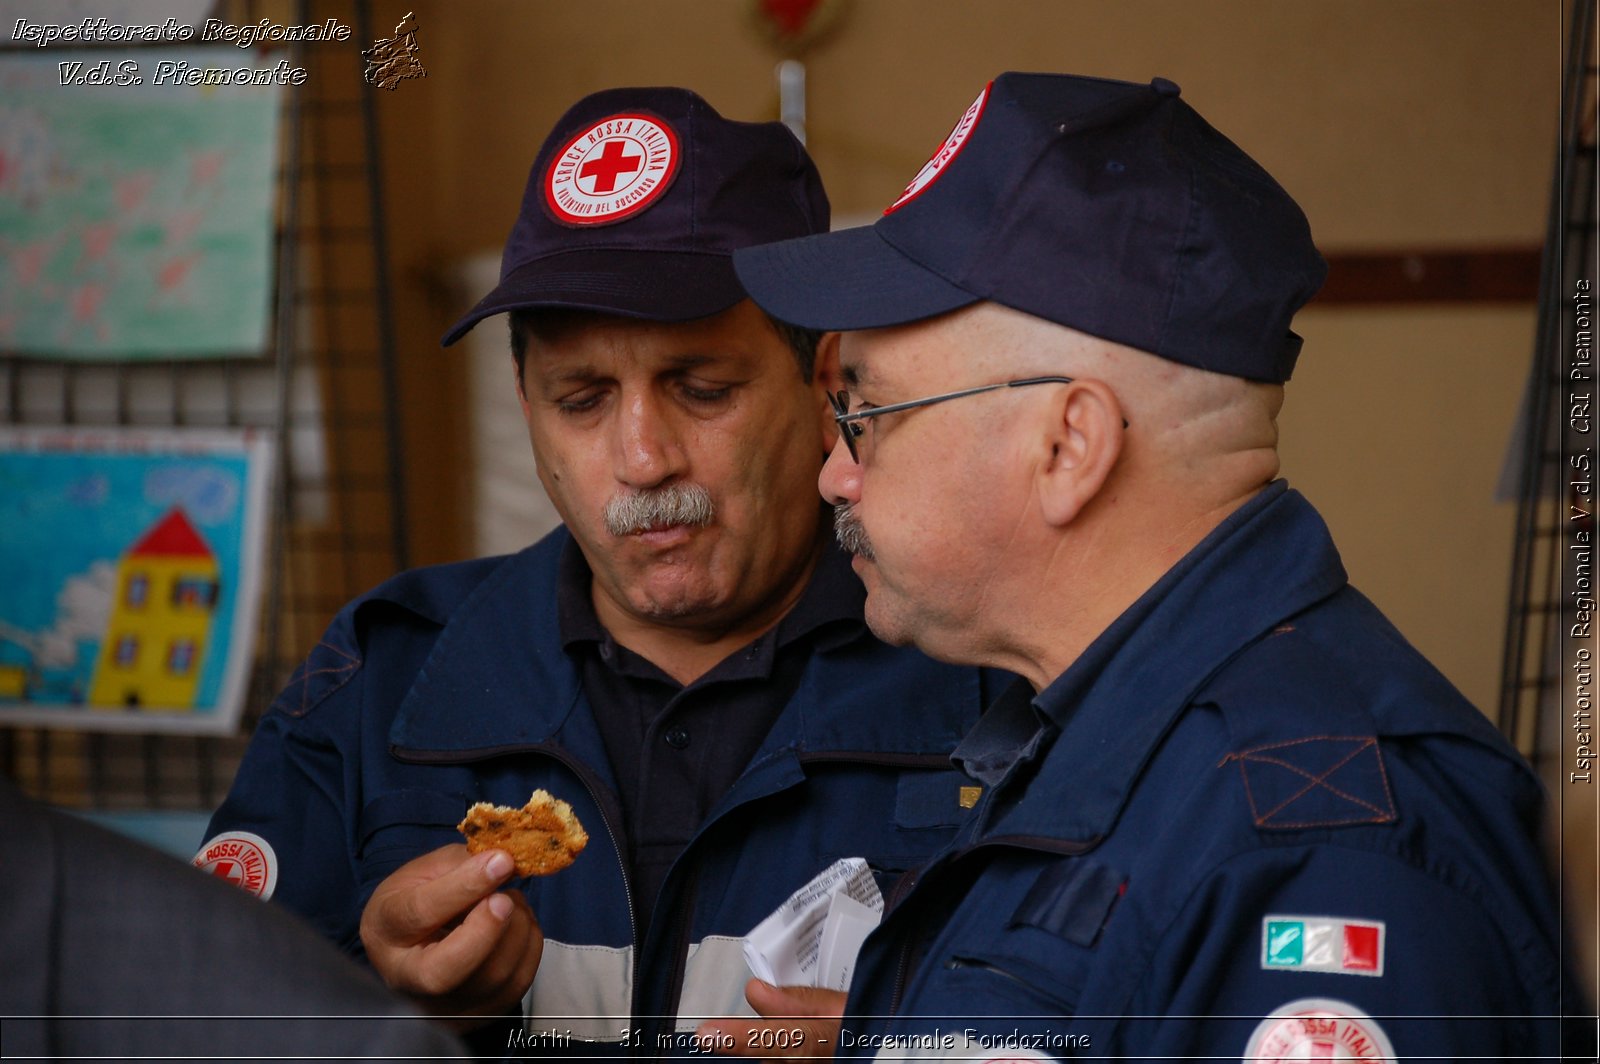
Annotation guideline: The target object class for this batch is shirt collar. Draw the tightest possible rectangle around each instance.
[952,675,1051,788]
[777,532,869,651]
[556,535,607,650]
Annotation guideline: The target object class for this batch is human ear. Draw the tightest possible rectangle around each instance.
[812,332,843,453]
[1036,380,1125,527]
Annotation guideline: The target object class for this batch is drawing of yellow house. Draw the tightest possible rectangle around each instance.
[0,663,26,699]
[89,508,220,710]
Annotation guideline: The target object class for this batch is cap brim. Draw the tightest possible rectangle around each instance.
[441,248,746,346]
[732,224,979,331]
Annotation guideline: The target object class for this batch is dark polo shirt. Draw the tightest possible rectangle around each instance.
[557,533,865,931]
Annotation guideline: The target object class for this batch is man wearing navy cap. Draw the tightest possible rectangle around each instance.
[728,72,1581,1060]
[203,87,997,1053]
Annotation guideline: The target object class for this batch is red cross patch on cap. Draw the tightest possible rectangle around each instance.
[884,83,990,215]
[193,830,279,900]
[544,113,681,227]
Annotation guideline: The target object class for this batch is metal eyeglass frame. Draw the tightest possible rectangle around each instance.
[828,376,1082,463]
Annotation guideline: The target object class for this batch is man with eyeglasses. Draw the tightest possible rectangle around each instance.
[719,72,1580,1061]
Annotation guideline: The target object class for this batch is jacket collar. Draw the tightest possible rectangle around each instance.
[962,482,1349,845]
[389,531,585,755]
[389,527,980,762]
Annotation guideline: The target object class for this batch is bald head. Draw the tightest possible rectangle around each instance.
[946,302,1283,506]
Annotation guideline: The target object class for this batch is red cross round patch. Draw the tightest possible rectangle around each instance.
[884,83,990,215]
[193,830,279,900]
[544,113,681,227]
[1243,998,1397,1061]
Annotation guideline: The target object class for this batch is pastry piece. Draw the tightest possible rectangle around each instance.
[457,790,588,876]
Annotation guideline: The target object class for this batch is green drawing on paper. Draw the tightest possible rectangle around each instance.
[0,49,282,358]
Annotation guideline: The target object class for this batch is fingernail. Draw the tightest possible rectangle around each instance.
[485,852,513,879]
[488,893,513,920]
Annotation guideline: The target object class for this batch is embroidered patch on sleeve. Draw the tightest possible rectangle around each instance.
[193,831,279,900]
[1222,735,1397,829]
[1262,915,1385,977]
[1243,998,1397,1061]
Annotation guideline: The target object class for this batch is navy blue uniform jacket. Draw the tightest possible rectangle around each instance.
[205,528,992,1053]
[837,484,1584,1062]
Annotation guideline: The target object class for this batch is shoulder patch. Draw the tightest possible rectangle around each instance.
[1243,998,1396,1061]
[1262,915,1385,977]
[1222,735,1396,830]
[193,831,278,900]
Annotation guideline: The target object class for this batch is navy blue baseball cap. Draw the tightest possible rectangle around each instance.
[443,86,829,346]
[733,73,1326,382]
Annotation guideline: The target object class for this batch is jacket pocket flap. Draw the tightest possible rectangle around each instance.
[357,788,467,851]
[1008,859,1126,947]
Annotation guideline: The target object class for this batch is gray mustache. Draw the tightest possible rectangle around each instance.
[833,504,875,560]
[604,483,715,537]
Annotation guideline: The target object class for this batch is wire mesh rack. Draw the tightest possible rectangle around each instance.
[0,0,408,812]
[1499,0,1597,763]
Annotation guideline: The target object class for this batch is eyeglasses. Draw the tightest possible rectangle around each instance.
[828,376,1079,463]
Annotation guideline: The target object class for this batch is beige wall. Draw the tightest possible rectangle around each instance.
[1280,304,1536,715]
[379,0,1559,238]
[373,0,1562,720]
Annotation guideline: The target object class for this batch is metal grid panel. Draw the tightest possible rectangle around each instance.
[1499,0,1597,758]
[0,0,407,811]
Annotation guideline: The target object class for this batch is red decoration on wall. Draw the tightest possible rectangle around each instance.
[759,0,825,38]
[752,0,847,54]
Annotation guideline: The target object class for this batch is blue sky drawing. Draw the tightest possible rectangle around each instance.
[0,446,250,712]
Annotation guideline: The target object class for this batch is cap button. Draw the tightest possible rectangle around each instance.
[1150,77,1181,97]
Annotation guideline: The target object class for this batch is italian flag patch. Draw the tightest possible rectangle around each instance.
[1261,915,1385,977]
